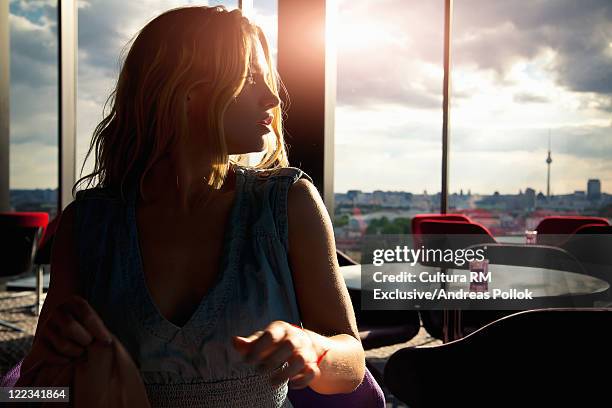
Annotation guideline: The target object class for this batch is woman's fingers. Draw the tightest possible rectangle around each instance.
[244,323,287,363]
[256,338,295,372]
[235,322,319,389]
[232,331,265,356]
[36,296,111,363]
[288,369,317,390]
[32,339,71,366]
[43,320,86,358]
[60,295,113,343]
[53,307,93,346]
[269,353,313,386]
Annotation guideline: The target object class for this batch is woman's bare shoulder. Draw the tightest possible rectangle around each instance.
[286,177,358,337]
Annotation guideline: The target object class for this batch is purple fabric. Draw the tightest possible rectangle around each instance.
[0,358,22,387]
[3,360,385,407]
[288,367,385,408]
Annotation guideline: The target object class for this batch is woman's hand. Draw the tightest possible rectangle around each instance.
[232,321,324,389]
[23,295,114,371]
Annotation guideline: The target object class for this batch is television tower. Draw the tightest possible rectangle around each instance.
[546,131,552,199]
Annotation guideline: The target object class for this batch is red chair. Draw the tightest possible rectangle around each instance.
[572,223,612,235]
[0,212,49,332]
[411,213,472,235]
[411,214,472,251]
[418,219,497,250]
[535,216,610,246]
[560,224,612,282]
[413,219,497,269]
[556,222,612,247]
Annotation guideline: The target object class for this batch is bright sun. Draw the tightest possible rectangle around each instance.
[326,15,408,51]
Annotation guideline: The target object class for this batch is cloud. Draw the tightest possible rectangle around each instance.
[334,0,612,111]
[10,83,58,146]
[450,124,612,161]
[337,72,442,110]
[10,142,58,189]
[335,0,445,109]
[452,0,612,97]
[513,92,550,104]
[8,2,58,155]
[9,11,57,88]
[76,0,243,77]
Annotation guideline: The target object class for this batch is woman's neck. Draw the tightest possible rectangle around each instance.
[139,155,236,216]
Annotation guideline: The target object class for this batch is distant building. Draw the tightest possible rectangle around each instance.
[587,179,601,200]
[346,190,362,201]
[524,188,536,210]
[372,190,385,205]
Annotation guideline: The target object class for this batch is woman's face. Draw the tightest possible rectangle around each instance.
[186,38,280,156]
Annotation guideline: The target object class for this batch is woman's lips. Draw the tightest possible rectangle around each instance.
[257,116,273,126]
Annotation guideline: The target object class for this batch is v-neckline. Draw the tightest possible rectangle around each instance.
[127,165,247,337]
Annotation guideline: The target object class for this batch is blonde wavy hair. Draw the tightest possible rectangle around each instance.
[74,5,289,201]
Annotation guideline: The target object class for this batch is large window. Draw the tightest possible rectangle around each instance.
[450,0,612,238]
[332,0,612,260]
[332,0,444,262]
[8,0,59,216]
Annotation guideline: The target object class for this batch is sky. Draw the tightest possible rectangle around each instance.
[7,0,612,195]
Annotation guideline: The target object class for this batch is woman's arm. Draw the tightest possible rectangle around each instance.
[20,202,113,375]
[285,177,365,394]
[232,177,365,394]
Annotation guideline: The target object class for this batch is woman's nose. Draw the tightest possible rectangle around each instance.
[261,86,280,111]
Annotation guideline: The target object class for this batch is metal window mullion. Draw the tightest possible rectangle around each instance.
[0,1,9,211]
[441,0,452,214]
[58,0,77,212]
[238,0,253,17]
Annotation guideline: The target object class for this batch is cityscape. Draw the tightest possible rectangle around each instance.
[332,143,612,261]
[10,177,611,262]
[7,133,611,265]
[333,178,611,262]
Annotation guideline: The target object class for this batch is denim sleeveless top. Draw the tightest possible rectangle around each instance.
[74,166,314,407]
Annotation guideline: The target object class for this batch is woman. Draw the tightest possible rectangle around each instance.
[17,5,365,407]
